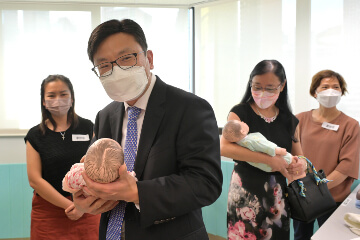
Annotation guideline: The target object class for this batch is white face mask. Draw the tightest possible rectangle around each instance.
[45,98,72,116]
[100,66,149,102]
[316,89,342,108]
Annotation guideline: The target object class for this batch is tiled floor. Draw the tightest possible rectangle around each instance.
[3,234,225,240]
[208,233,226,240]
[2,239,29,240]
[2,234,226,240]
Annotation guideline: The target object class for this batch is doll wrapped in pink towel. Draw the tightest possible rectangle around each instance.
[62,138,135,195]
[63,163,87,194]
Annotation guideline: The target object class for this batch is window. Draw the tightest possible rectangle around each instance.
[309,0,360,120]
[1,7,95,131]
[2,0,359,134]
[101,6,190,90]
[0,3,190,134]
[194,0,360,126]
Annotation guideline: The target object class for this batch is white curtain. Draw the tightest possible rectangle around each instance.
[194,0,360,127]
[0,3,190,133]
[2,0,360,133]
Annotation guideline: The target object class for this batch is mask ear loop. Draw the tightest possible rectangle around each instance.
[144,52,152,81]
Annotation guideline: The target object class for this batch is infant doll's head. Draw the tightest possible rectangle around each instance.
[223,120,249,142]
[84,138,124,183]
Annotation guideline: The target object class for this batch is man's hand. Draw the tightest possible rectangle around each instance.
[72,189,119,215]
[82,164,140,204]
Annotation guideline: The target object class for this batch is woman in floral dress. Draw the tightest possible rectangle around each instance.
[220,60,307,240]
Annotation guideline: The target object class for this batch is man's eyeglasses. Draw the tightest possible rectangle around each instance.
[92,51,145,77]
[250,82,282,93]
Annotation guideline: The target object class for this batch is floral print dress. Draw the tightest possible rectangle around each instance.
[227,103,298,240]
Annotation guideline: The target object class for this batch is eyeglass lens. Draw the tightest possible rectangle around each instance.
[94,53,138,77]
[250,83,281,93]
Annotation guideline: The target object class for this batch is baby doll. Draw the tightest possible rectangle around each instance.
[222,119,294,172]
[62,138,136,196]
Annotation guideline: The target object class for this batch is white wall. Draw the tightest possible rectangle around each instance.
[0,136,231,164]
[0,137,26,164]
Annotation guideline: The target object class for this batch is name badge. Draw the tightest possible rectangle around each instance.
[342,197,351,206]
[322,122,339,131]
[72,134,90,141]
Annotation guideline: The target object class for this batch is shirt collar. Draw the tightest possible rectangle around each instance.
[124,73,156,112]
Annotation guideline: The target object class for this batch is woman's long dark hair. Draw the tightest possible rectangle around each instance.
[241,60,297,141]
[39,74,78,135]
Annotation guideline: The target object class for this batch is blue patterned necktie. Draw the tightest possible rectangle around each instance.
[106,106,141,240]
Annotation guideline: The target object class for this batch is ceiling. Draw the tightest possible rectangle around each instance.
[0,0,230,7]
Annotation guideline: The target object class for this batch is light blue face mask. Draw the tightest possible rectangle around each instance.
[316,89,341,108]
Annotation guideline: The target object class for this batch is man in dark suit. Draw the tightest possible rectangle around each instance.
[73,19,222,240]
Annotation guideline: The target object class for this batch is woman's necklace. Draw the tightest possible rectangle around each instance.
[256,107,278,123]
[60,131,66,140]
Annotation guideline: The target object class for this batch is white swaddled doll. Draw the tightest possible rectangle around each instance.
[222,119,294,172]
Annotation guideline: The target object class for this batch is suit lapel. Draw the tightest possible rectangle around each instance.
[110,102,125,143]
[135,77,166,179]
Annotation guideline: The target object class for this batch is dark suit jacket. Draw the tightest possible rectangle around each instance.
[94,76,222,240]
